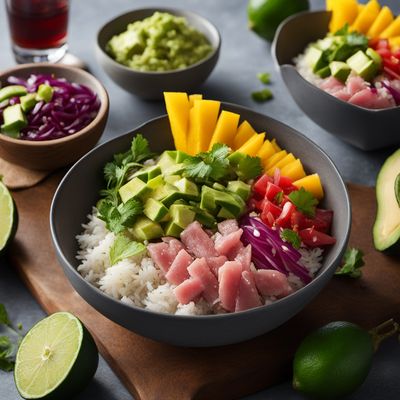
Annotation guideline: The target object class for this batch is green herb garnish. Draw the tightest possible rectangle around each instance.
[274,191,283,205]
[288,188,318,217]
[109,234,146,265]
[280,229,301,249]
[251,89,273,102]
[257,72,271,84]
[236,154,263,180]
[335,248,365,278]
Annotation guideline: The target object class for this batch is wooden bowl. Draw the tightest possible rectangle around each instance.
[0,63,109,170]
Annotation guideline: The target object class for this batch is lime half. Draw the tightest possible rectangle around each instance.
[15,312,98,400]
[0,180,17,253]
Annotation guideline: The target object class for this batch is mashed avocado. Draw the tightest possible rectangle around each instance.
[106,12,213,72]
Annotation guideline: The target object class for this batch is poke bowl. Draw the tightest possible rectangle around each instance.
[0,63,109,170]
[50,99,350,347]
[96,8,221,100]
[272,10,400,151]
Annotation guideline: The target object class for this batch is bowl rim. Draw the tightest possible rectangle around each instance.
[96,7,221,76]
[0,63,109,146]
[272,9,400,114]
[50,102,351,321]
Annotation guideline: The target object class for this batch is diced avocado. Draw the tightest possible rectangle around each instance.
[163,162,185,176]
[152,183,177,201]
[157,151,177,174]
[20,93,38,113]
[129,216,163,241]
[164,175,181,184]
[194,209,216,229]
[329,43,353,62]
[119,177,151,203]
[200,186,218,212]
[315,65,331,78]
[175,150,190,163]
[200,186,243,217]
[169,204,195,228]
[36,84,54,103]
[212,182,225,191]
[165,150,177,160]
[0,85,27,102]
[173,178,199,198]
[163,221,183,238]
[217,192,244,217]
[305,46,326,72]
[1,104,27,137]
[373,149,400,251]
[226,180,251,200]
[366,48,382,70]
[147,175,164,190]
[132,165,161,182]
[347,50,378,81]
[160,191,182,207]
[330,61,351,83]
[143,198,169,222]
[217,207,236,219]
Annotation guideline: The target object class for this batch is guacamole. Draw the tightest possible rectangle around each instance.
[106,12,213,72]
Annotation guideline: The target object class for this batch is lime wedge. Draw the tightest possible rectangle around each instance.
[0,180,17,252]
[14,312,98,399]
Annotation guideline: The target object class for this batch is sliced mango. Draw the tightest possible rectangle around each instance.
[264,150,288,171]
[281,159,306,182]
[329,0,359,33]
[208,110,240,149]
[389,36,400,50]
[189,94,202,107]
[294,174,324,200]
[266,153,296,176]
[350,0,381,34]
[257,140,276,165]
[233,121,257,149]
[271,138,281,152]
[367,6,394,39]
[236,132,265,156]
[164,92,190,152]
[358,4,365,13]
[380,15,400,39]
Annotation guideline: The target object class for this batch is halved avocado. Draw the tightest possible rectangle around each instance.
[373,149,400,251]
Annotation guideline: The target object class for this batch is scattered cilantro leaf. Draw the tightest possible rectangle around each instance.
[288,188,318,217]
[335,248,365,278]
[0,304,11,327]
[280,229,301,249]
[236,155,263,180]
[252,89,273,102]
[346,31,368,48]
[257,72,271,85]
[334,23,349,36]
[131,134,154,163]
[109,234,146,265]
[274,191,283,205]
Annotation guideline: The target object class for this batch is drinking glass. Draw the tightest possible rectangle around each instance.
[6,0,69,63]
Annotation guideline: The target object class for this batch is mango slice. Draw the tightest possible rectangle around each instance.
[233,120,257,149]
[264,150,288,171]
[236,132,265,156]
[280,159,306,181]
[209,110,240,150]
[350,0,381,34]
[293,174,324,200]
[380,15,400,39]
[389,36,400,50]
[164,92,190,152]
[329,0,359,33]
[266,153,296,176]
[257,140,276,165]
[189,94,202,107]
[271,138,281,152]
[367,6,394,38]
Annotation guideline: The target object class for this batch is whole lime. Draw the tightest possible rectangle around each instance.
[293,321,374,399]
[248,0,310,42]
[0,180,18,255]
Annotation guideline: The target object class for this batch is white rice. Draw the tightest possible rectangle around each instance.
[76,209,324,315]
[293,51,324,86]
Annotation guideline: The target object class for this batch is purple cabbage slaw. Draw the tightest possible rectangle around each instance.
[240,215,312,284]
[0,74,100,141]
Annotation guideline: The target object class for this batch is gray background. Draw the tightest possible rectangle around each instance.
[0,0,399,398]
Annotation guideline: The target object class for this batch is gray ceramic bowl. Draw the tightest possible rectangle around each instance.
[50,104,351,347]
[272,10,400,151]
[96,8,220,100]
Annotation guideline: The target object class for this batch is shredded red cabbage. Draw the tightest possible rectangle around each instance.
[240,215,312,284]
[381,80,400,105]
[0,74,100,141]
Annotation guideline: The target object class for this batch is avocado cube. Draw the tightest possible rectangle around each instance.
[212,182,225,191]
[163,221,183,238]
[217,207,236,219]
[305,46,326,72]
[330,61,351,83]
[173,178,199,198]
[119,177,151,203]
[20,93,38,113]
[164,175,181,185]
[157,151,177,174]
[163,163,185,177]
[129,216,164,241]
[169,204,195,228]
[152,183,176,201]
[315,65,331,78]
[347,50,378,81]
[200,186,218,212]
[144,198,169,222]
[132,165,161,183]
[366,48,382,69]
[175,150,190,163]
[215,192,243,217]
[36,84,54,103]
[1,104,27,137]
[226,181,251,201]
[0,85,27,102]
[194,209,216,229]
[147,175,164,190]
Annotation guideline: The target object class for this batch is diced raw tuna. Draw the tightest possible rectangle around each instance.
[235,245,252,272]
[147,242,178,274]
[319,76,345,92]
[348,88,377,108]
[215,229,243,258]
[181,221,218,258]
[254,270,293,298]
[206,256,228,277]
[218,261,242,312]
[347,76,367,96]
[165,249,192,285]
[174,277,204,305]
[235,271,262,312]
[218,219,239,236]
[331,88,352,102]
[188,258,219,304]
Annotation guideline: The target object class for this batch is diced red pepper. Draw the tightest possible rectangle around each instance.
[299,228,336,247]
[261,210,275,227]
[275,202,296,228]
[265,182,283,202]
[253,174,272,198]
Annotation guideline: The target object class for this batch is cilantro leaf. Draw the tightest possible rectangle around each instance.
[257,72,271,85]
[109,234,146,265]
[252,89,273,102]
[274,191,283,205]
[0,304,11,327]
[346,31,368,48]
[131,134,154,163]
[280,229,301,249]
[236,155,263,180]
[0,335,17,372]
[334,23,349,36]
[335,248,365,278]
[288,188,318,217]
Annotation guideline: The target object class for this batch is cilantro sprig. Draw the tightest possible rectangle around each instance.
[109,234,146,265]
[335,248,365,278]
[288,188,318,217]
[280,229,301,249]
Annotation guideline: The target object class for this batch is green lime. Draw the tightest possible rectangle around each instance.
[0,180,17,253]
[248,0,310,42]
[395,173,400,207]
[14,312,98,400]
[293,321,374,399]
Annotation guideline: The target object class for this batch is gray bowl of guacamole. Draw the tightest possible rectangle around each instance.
[96,8,221,100]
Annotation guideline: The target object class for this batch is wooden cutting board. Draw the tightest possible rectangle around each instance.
[8,174,400,400]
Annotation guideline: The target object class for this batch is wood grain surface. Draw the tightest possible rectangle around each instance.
[8,174,400,400]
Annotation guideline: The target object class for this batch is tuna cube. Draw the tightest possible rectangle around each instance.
[165,249,192,285]
[214,229,243,258]
[206,256,228,277]
[234,245,252,272]
[218,219,239,236]
[181,221,218,258]
[174,278,204,305]
[188,258,219,304]
[235,271,262,312]
[218,261,242,312]
[254,270,293,298]
[148,239,184,274]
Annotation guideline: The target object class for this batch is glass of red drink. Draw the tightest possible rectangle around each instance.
[6,0,69,63]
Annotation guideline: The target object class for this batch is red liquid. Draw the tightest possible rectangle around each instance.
[7,0,69,49]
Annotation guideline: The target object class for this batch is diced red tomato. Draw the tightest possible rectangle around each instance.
[261,210,275,227]
[393,50,400,60]
[265,182,283,202]
[299,228,336,247]
[369,38,389,50]
[275,202,296,228]
[384,66,400,80]
[377,48,391,59]
[262,200,282,219]
[290,208,333,233]
[253,174,272,198]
